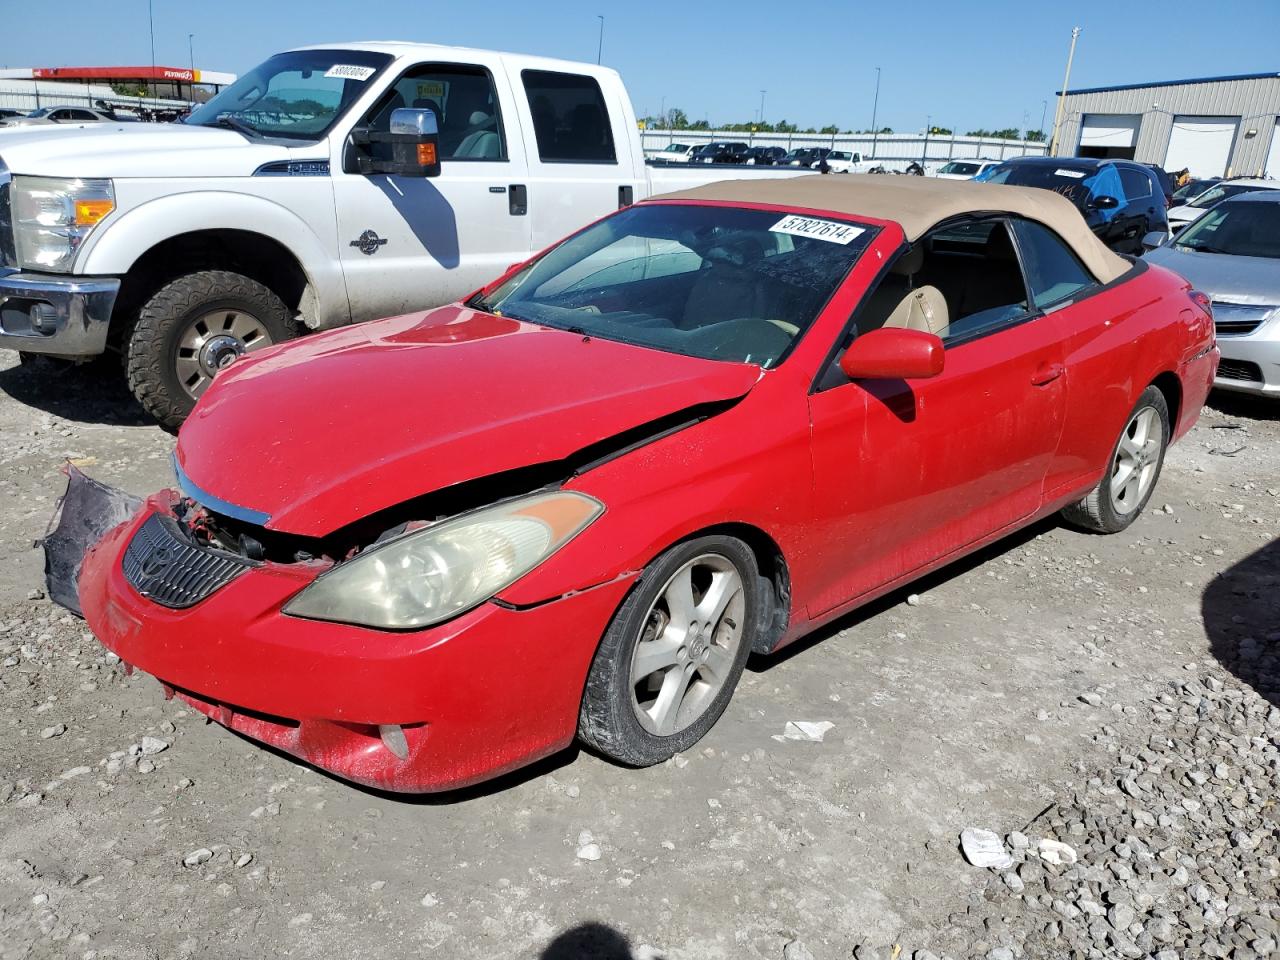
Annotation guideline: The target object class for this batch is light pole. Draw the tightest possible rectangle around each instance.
[659,95,665,129]
[922,114,930,164]
[147,0,157,101]
[188,33,195,74]
[758,89,766,125]
[1039,99,1048,143]
[1049,26,1081,156]
[596,15,604,65]
[870,66,881,159]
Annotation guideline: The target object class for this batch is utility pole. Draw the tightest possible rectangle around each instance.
[922,114,931,164]
[1039,99,1048,143]
[758,89,766,125]
[1049,26,1081,157]
[596,15,604,65]
[870,66,881,159]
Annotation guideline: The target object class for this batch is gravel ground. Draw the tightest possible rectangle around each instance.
[0,354,1276,960]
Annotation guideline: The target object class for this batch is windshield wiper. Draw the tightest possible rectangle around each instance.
[1177,242,1227,255]
[207,114,258,139]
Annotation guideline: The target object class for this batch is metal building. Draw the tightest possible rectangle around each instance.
[1053,72,1280,178]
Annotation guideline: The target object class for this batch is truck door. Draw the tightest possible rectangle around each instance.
[510,67,646,250]
[331,56,531,322]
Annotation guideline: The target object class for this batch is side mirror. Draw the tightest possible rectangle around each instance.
[1090,194,1120,210]
[1141,230,1169,251]
[839,328,944,381]
[349,107,441,177]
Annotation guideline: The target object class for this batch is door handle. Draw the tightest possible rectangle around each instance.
[1031,361,1064,386]
[509,184,527,216]
[618,185,634,208]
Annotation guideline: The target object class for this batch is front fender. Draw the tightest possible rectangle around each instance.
[76,190,350,329]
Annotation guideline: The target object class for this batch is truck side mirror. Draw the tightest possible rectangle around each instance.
[348,107,441,178]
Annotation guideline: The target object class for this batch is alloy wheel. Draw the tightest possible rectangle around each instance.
[630,553,746,736]
[1110,406,1163,514]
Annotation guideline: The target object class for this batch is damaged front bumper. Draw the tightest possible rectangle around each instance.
[73,495,637,793]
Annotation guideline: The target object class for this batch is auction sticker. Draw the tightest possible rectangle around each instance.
[324,64,377,81]
[1054,168,1087,178]
[770,215,864,244]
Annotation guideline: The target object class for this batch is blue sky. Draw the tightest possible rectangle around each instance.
[3,0,1278,133]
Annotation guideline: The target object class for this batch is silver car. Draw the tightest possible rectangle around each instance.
[1145,191,1280,398]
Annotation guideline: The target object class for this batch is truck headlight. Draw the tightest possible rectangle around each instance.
[12,176,115,273]
[284,491,604,630]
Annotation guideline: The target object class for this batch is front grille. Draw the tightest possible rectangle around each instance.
[123,513,253,608]
[1212,302,1271,337]
[1217,359,1263,383]
[0,157,13,269]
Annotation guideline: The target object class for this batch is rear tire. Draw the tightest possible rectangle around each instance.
[126,270,297,432]
[578,536,759,766]
[1061,385,1169,534]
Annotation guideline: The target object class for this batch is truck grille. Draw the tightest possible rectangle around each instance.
[1212,302,1271,337]
[0,157,13,269]
[122,513,254,608]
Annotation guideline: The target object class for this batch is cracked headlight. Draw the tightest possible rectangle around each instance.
[12,175,115,272]
[284,491,604,630]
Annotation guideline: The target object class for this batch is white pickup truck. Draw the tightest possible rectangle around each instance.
[0,42,806,428]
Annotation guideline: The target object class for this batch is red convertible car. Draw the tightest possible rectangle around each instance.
[63,177,1218,792]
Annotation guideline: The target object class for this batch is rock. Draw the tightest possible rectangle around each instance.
[1007,831,1030,851]
[182,848,213,868]
[60,766,91,780]
[139,736,170,756]
[1078,692,1104,707]
[961,828,1014,869]
[1038,839,1078,866]
[782,939,815,960]
[40,724,67,739]
[234,853,253,868]
[136,759,155,774]
[987,949,1014,960]
[776,720,835,742]
[1108,903,1135,930]
[420,893,438,907]
[1003,871,1025,894]
[906,593,921,606]
[576,843,602,861]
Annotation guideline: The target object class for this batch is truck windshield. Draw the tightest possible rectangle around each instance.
[475,204,875,368]
[187,49,392,141]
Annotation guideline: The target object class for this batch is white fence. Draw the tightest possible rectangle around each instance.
[641,129,1047,172]
[0,79,190,116]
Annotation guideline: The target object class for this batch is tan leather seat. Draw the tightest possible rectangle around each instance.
[881,284,949,335]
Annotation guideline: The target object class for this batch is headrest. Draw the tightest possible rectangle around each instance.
[468,111,491,127]
[891,245,925,276]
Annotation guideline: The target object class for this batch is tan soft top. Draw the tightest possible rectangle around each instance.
[652,175,1132,284]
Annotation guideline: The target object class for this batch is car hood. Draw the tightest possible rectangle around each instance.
[0,123,310,178]
[176,306,762,536]
[1168,205,1206,225]
[1145,245,1280,305]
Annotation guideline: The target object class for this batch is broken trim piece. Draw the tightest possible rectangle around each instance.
[174,456,271,527]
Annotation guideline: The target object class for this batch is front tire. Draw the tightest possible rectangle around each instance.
[1061,385,1169,533]
[578,536,759,766]
[126,270,296,432]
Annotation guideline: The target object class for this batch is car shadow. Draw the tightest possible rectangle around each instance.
[540,923,641,960]
[749,515,1056,671]
[1202,538,1280,708]
[0,356,150,426]
[1207,390,1279,422]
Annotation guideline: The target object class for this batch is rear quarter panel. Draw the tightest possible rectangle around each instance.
[1045,260,1212,499]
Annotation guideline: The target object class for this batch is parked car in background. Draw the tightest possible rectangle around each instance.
[1172,177,1220,204]
[0,105,117,127]
[934,159,1000,180]
[977,157,1169,254]
[1145,191,1280,398]
[744,145,786,165]
[0,43,811,429]
[0,109,24,121]
[645,141,697,163]
[783,147,830,167]
[820,150,872,174]
[1143,163,1176,207]
[1167,178,1280,232]
[690,141,751,164]
[61,175,1216,793]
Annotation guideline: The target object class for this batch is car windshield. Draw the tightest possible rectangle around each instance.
[663,143,689,152]
[1186,183,1259,209]
[978,162,1104,206]
[1174,200,1280,258]
[940,161,979,175]
[1174,179,1216,201]
[475,204,875,367]
[187,49,392,140]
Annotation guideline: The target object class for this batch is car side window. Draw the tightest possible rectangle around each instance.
[1119,169,1153,202]
[364,64,507,162]
[1010,220,1096,309]
[522,70,616,164]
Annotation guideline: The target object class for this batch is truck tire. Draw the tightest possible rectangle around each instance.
[126,270,297,431]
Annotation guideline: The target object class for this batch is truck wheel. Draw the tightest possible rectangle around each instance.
[127,270,296,431]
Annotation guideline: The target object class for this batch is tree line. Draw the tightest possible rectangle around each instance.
[643,108,1045,141]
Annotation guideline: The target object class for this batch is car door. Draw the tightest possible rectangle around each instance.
[1119,167,1165,240]
[331,55,532,322]
[805,218,1068,616]
[512,67,645,251]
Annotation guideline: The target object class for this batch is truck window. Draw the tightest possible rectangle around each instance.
[521,70,616,164]
[364,64,507,161]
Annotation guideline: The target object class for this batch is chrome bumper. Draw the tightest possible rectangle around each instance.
[0,267,120,357]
